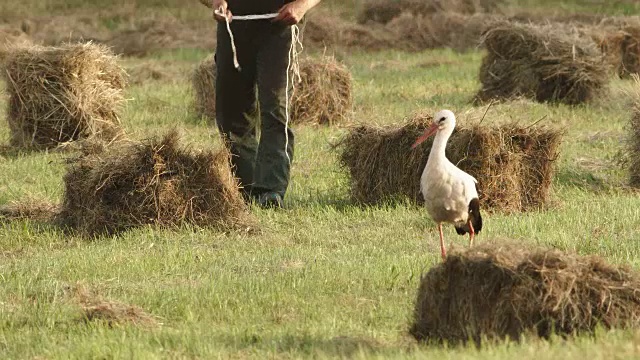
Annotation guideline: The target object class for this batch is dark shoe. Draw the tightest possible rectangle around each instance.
[256,192,284,209]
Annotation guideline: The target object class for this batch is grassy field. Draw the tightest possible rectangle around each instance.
[2,1,640,359]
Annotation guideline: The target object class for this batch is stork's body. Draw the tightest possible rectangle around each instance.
[412,110,483,260]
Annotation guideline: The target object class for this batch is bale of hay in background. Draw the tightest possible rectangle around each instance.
[291,57,352,125]
[357,0,439,25]
[304,10,397,51]
[338,112,561,211]
[357,0,504,25]
[508,11,606,27]
[105,15,216,57]
[107,16,179,57]
[410,244,640,345]
[125,61,175,85]
[3,43,126,149]
[385,12,500,52]
[57,131,251,236]
[475,22,608,105]
[189,54,352,126]
[629,76,640,187]
[192,55,216,122]
[0,26,32,65]
[26,15,108,47]
[631,111,640,187]
[597,25,640,78]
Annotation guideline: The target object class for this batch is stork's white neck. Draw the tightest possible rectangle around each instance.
[428,125,454,164]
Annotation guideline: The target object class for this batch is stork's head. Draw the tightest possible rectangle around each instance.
[411,110,456,149]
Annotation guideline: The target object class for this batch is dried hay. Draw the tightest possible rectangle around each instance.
[357,0,504,25]
[306,8,499,52]
[597,16,640,28]
[0,26,32,65]
[475,21,608,105]
[189,54,352,126]
[291,57,352,125]
[507,11,607,27]
[125,61,176,85]
[192,54,216,122]
[72,284,158,327]
[14,12,215,55]
[385,12,501,52]
[57,131,252,236]
[0,197,59,222]
[303,10,397,51]
[410,244,640,345]
[82,302,158,327]
[629,76,640,187]
[357,0,440,25]
[107,17,177,57]
[28,15,108,46]
[106,15,215,57]
[337,112,562,212]
[3,42,126,149]
[597,25,640,78]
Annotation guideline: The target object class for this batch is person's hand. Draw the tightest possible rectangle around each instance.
[273,0,310,25]
[212,0,232,22]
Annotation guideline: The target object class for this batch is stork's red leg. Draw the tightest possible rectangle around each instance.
[438,223,446,260]
[467,218,475,247]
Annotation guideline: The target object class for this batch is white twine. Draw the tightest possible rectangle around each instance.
[233,13,279,20]
[284,24,302,163]
[215,7,302,164]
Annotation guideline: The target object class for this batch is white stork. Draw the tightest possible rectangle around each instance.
[411,109,483,260]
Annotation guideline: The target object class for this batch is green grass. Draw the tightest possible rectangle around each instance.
[508,0,640,15]
[2,3,640,357]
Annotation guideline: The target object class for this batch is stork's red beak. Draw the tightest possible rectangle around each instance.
[411,123,439,149]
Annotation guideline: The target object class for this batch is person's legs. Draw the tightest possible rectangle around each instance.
[215,21,259,197]
[253,23,294,203]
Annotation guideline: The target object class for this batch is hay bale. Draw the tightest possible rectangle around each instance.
[337,112,562,211]
[106,15,216,57]
[410,244,640,345]
[385,12,501,52]
[125,61,175,85]
[192,54,216,122]
[631,114,640,187]
[597,25,640,78]
[3,43,126,149]
[508,11,607,27]
[307,8,499,52]
[28,15,108,47]
[357,0,504,25]
[190,54,352,126]
[57,131,251,236]
[475,22,608,105]
[107,19,177,57]
[291,57,352,125]
[0,26,32,65]
[629,77,640,187]
[357,0,439,25]
[304,10,397,51]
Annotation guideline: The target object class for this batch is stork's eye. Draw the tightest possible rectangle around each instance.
[438,117,446,123]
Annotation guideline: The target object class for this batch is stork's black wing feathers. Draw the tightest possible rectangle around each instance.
[454,198,482,235]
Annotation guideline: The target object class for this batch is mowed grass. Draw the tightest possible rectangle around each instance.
[2,24,640,360]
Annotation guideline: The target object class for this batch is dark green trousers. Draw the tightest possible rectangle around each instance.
[215,20,294,199]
